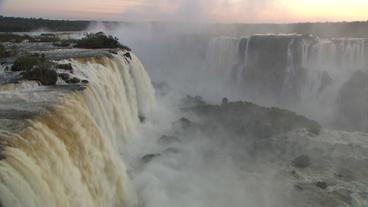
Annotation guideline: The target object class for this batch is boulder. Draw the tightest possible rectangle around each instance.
[123,52,132,60]
[291,155,310,169]
[315,181,328,190]
[58,73,70,81]
[57,63,73,72]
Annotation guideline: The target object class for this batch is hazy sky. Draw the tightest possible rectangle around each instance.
[1,0,368,23]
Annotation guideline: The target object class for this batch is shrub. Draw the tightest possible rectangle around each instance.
[75,32,131,50]
[0,44,5,57]
[22,63,58,85]
[0,33,32,43]
[11,54,49,71]
[0,44,17,58]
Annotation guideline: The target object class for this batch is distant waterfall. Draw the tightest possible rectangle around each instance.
[204,34,367,105]
[0,52,156,207]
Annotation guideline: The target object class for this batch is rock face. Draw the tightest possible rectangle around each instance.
[337,70,368,131]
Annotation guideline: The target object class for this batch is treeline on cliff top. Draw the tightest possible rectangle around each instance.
[1,16,368,37]
[0,16,91,32]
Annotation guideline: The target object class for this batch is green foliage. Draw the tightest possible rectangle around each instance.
[0,44,5,57]
[22,63,58,85]
[0,43,16,58]
[53,39,76,47]
[0,33,32,43]
[190,101,321,138]
[0,16,90,32]
[11,54,50,71]
[0,33,64,43]
[75,32,131,50]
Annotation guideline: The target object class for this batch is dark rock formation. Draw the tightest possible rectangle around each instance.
[123,52,132,60]
[141,154,160,164]
[65,77,80,84]
[58,73,70,81]
[315,181,328,190]
[291,155,311,169]
[57,63,73,72]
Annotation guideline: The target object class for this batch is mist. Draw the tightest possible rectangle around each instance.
[86,20,368,207]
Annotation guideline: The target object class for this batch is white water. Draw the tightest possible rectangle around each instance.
[0,52,156,207]
[203,35,367,124]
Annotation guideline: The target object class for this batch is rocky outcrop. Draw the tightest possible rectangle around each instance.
[188,101,321,138]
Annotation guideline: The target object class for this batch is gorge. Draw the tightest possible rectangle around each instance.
[0,29,368,207]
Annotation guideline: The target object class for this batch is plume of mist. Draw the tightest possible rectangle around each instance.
[118,0,278,23]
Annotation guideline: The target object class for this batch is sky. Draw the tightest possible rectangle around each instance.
[0,0,368,23]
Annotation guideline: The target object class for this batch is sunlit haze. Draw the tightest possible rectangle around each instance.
[1,0,368,23]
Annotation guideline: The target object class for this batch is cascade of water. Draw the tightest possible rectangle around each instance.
[204,37,241,84]
[0,52,156,207]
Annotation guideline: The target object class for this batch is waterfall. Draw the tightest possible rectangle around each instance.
[204,35,367,103]
[0,52,156,207]
[204,37,241,84]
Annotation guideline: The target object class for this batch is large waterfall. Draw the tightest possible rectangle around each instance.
[204,34,368,124]
[0,52,156,207]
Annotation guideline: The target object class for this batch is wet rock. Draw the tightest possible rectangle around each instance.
[139,114,146,123]
[58,73,70,81]
[123,52,132,60]
[109,49,119,54]
[141,154,160,164]
[66,77,80,84]
[315,181,328,190]
[291,155,310,169]
[57,63,73,72]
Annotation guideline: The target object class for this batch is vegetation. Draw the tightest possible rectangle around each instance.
[0,16,90,32]
[75,32,131,50]
[0,44,16,58]
[0,33,32,43]
[190,101,321,138]
[22,63,58,85]
[11,54,58,85]
[0,44,6,58]
[11,54,50,71]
